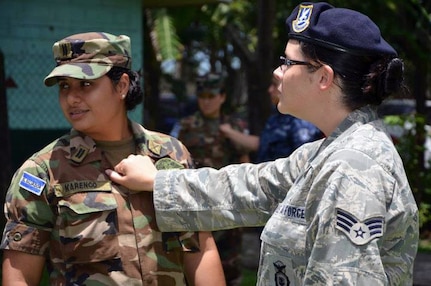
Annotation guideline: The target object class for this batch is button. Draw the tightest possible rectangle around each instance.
[12,232,22,242]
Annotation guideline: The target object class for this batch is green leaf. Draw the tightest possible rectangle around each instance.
[153,9,183,61]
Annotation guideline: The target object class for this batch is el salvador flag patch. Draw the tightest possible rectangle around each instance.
[336,208,384,245]
[19,171,46,196]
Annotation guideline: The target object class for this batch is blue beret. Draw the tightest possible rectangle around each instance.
[286,2,397,57]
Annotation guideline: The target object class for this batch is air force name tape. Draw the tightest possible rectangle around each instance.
[275,203,306,224]
[336,208,384,245]
[19,171,46,196]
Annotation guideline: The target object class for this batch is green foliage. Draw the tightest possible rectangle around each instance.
[384,114,431,229]
[241,268,258,285]
[152,9,183,61]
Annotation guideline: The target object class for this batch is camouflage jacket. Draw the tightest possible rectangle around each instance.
[1,121,199,285]
[177,111,248,168]
[152,106,419,285]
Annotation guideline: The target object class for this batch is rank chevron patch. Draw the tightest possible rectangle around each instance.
[336,208,384,245]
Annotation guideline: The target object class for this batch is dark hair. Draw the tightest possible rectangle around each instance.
[300,41,407,110]
[106,67,143,110]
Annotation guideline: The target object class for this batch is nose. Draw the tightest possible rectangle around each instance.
[273,67,283,79]
[65,89,82,105]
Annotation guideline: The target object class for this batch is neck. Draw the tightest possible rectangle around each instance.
[311,106,351,137]
[87,118,132,141]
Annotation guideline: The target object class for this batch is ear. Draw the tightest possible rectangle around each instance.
[318,64,335,91]
[117,73,130,97]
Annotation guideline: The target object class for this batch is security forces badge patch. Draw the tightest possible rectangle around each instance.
[292,3,313,33]
[273,260,290,286]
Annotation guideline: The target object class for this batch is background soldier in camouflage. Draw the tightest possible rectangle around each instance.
[1,32,225,285]
[108,2,419,285]
[175,73,249,169]
[173,73,249,286]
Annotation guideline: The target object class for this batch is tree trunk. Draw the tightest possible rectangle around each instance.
[143,9,162,130]
[412,58,428,205]
[246,0,276,135]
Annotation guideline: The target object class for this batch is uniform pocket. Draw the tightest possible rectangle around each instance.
[259,204,308,286]
[258,243,300,286]
[56,191,119,263]
[261,203,307,252]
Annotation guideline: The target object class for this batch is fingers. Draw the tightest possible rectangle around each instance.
[113,154,138,175]
[106,155,155,191]
[114,162,125,175]
[105,169,123,184]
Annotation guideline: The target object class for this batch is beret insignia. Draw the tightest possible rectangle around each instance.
[292,4,313,33]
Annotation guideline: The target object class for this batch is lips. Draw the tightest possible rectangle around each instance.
[69,109,89,120]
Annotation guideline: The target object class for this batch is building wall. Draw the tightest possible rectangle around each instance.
[0,0,143,129]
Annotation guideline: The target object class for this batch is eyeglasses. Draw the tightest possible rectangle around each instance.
[279,56,311,71]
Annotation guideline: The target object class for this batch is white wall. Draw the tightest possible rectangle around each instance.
[0,0,143,129]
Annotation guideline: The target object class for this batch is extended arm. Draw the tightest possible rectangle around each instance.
[219,123,259,151]
[108,142,318,232]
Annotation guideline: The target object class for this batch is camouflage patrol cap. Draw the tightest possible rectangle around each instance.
[196,73,225,96]
[44,32,131,86]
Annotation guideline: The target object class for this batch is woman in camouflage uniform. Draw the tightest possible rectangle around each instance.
[1,32,225,285]
[174,73,249,286]
[109,2,419,285]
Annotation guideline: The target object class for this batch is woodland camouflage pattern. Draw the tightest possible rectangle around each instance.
[177,111,249,284]
[152,106,419,285]
[1,121,199,285]
[44,32,131,86]
[177,112,248,168]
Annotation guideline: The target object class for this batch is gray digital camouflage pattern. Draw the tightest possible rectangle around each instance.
[152,106,419,285]
[1,121,200,285]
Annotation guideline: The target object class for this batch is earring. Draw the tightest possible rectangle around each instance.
[121,94,126,99]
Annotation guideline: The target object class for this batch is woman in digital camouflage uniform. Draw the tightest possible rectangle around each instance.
[108,2,419,285]
[1,32,225,286]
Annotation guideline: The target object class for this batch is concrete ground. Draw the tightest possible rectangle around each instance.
[241,230,431,285]
[413,252,431,286]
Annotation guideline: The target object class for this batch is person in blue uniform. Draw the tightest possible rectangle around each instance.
[220,77,322,163]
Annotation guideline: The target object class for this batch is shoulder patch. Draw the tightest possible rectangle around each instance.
[148,140,162,155]
[155,158,185,170]
[19,171,46,196]
[336,208,384,245]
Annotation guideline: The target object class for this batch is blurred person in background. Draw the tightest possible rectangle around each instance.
[221,76,323,163]
[173,73,249,286]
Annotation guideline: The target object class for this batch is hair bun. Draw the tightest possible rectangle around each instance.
[384,58,404,94]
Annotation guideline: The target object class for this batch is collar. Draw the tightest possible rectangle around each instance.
[310,105,379,160]
[67,121,175,165]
